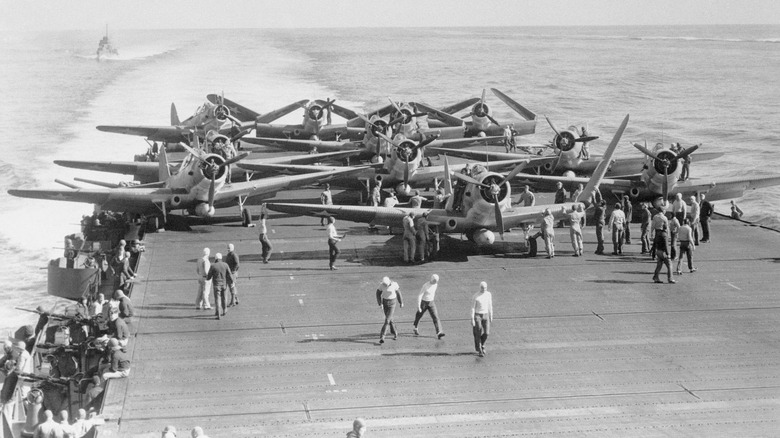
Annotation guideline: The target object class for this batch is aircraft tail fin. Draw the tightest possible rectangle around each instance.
[578,114,629,206]
[158,145,171,181]
[490,88,536,121]
[171,103,180,126]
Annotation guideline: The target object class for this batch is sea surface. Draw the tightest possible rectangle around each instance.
[1,25,778,334]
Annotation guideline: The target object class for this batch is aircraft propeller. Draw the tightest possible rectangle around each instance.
[376,131,439,188]
[450,161,527,239]
[633,141,699,202]
[387,98,427,127]
[545,116,599,151]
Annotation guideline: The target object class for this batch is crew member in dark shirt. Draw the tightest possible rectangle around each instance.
[206,253,234,320]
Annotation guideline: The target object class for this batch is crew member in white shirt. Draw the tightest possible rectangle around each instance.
[413,274,445,339]
[471,282,493,357]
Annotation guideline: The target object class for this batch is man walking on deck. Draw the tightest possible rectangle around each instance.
[376,276,403,344]
[225,243,240,306]
[471,282,494,357]
[699,194,713,242]
[413,274,445,339]
[207,253,234,320]
[195,248,212,310]
[320,184,333,226]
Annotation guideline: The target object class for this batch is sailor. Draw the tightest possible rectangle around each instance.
[650,207,670,259]
[639,203,652,254]
[413,274,445,338]
[346,418,367,438]
[568,205,585,257]
[514,185,535,207]
[593,199,607,255]
[676,218,697,274]
[195,248,212,310]
[554,182,568,227]
[541,208,555,258]
[206,253,233,320]
[101,338,131,383]
[730,200,744,219]
[259,211,273,264]
[320,184,333,226]
[579,126,591,160]
[433,188,447,209]
[414,212,429,263]
[608,203,626,255]
[225,244,240,306]
[409,190,425,208]
[672,193,687,224]
[471,282,493,357]
[427,222,440,261]
[622,195,633,245]
[191,426,210,438]
[376,276,403,344]
[370,184,381,207]
[503,124,513,153]
[33,411,62,438]
[402,212,416,263]
[326,216,345,270]
[651,220,675,284]
[699,194,713,242]
[688,195,701,245]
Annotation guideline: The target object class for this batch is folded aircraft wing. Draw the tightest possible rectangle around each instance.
[54,160,163,181]
[673,175,780,202]
[96,125,189,143]
[330,103,359,121]
[214,167,372,202]
[414,102,465,127]
[242,137,363,153]
[256,100,310,124]
[429,147,557,168]
[439,98,480,115]
[7,187,179,214]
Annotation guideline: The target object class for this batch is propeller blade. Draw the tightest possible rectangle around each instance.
[498,161,528,186]
[480,88,486,105]
[633,142,662,161]
[404,156,410,187]
[388,115,406,126]
[387,97,403,114]
[663,163,669,203]
[574,136,599,143]
[493,194,504,240]
[219,152,249,169]
[545,115,561,137]
[676,144,699,161]
[229,127,251,143]
[451,172,490,189]
[487,114,501,127]
[443,155,453,196]
[416,134,440,150]
[208,175,216,210]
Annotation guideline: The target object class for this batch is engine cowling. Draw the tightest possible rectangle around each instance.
[472,229,495,245]
[395,183,413,197]
[653,150,679,175]
[170,195,183,208]
[213,104,230,122]
[194,203,215,217]
[471,102,490,118]
[553,131,578,152]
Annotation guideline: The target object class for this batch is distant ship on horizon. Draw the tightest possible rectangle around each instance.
[96,24,119,61]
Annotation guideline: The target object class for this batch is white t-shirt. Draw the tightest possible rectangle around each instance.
[418,281,438,302]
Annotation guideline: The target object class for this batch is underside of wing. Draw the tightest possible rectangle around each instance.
[54,160,161,182]
[256,100,310,124]
[96,125,186,142]
[7,187,175,214]
[265,203,419,228]
[675,175,780,201]
[206,94,260,122]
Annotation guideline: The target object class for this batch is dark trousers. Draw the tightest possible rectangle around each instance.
[473,313,490,352]
[380,298,397,339]
[413,300,441,334]
[595,223,604,254]
[328,239,340,268]
[670,234,678,260]
[260,234,273,262]
[653,252,672,281]
[213,285,227,316]
[228,274,238,305]
[640,227,650,253]
[624,223,631,243]
[678,241,694,270]
[701,218,710,241]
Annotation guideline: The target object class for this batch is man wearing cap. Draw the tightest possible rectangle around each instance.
[346,418,366,438]
[326,216,345,270]
[195,248,212,310]
[622,195,633,245]
[207,253,234,320]
[688,195,701,245]
[225,243,240,306]
[109,313,130,347]
[471,282,493,357]
[413,274,445,339]
[259,209,273,264]
[593,199,606,255]
[608,203,626,255]
[699,194,713,242]
[376,276,404,344]
[541,208,555,258]
[101,338,131,383]
[191,426,209,437]
[414,212,428,263]
[162,425,178,438]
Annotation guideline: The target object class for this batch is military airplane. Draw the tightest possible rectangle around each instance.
[265,114,630,246]
[54,149,363,185]
[511,141,780,206]
[8,139,366,229]
[447,88,537,139]
[97,95,305,145]
[239,133,527,198]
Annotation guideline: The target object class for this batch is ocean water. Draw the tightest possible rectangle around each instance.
[1,25,778,333]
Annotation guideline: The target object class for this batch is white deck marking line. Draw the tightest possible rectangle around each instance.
[327,373,335,385]
[727,282,742,290]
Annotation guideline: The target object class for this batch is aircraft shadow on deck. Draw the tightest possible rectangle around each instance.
[239,234,527,267]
